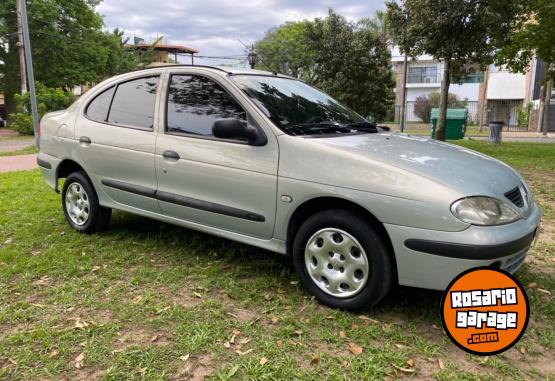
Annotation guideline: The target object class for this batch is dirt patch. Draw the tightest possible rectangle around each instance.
[170,353,214,381]
[114,327,171,351]
[64,368,107,381]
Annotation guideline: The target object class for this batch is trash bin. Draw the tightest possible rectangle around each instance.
[431,109,467,140]
[488,121,504,144]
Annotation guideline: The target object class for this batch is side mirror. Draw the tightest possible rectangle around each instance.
[212,119,266,146]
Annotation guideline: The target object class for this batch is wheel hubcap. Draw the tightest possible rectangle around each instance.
[304,228,370,298]
[65,183,90,226]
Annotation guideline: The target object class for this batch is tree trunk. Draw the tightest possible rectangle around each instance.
[436,58,452,141]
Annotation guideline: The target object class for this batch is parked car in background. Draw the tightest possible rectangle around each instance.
[37,66,540,310]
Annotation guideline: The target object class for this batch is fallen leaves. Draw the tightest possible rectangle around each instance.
[259,357,268,365]
[437,358,445,370]
[348,343,363,356]
[73,352,85,369]
[358,315,380,324]
[339,330,346,339]
[392,364,415,373]
[150,334,161,342]
[33,276,49,286]
[310,355,319,365]
[179,354,190,362]
[73,319,89,329]
[156,306,171,314]
[537,288,551,295]
[236,348,254,356]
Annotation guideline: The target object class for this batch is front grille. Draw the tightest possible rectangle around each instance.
[504,187,524,208]
[504,250,528,273]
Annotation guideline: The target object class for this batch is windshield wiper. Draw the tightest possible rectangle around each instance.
[281,123,352,136]
[343,122,379,133]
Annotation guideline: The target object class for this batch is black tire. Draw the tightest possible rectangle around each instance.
[62,171,111,233]
[292,209,393,311]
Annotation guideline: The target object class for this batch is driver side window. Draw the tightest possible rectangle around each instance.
[166,74,247,137]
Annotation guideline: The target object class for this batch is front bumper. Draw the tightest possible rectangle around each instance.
[385,202,541,290]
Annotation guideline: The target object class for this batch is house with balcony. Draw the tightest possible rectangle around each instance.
[391,46,545,130]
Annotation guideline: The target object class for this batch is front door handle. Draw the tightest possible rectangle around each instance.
[79,136,91,146]
[162,150,180,161]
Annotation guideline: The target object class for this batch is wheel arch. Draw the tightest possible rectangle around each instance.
[286,197,398,282]
[55,159,87,192]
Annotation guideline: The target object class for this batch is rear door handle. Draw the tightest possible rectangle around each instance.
[79,136,91,145]
[162,150,180,161]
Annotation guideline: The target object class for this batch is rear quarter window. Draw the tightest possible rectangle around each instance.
[85,86,115,123]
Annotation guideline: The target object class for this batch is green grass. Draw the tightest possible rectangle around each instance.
[452,140,555,171]
[383,124,490,137]
[0,145,38,157]
[0,142,554,380]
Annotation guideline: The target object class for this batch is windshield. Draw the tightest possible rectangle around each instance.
[231,75,374,136]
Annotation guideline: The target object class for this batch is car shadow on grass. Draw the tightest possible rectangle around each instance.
[104,211,444,322]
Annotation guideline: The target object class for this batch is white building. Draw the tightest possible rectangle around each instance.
[390,46,544,129]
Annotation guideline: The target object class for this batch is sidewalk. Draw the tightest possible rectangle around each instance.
[0,128,19,139]
[0,154,38,173]
[0,138,35,153]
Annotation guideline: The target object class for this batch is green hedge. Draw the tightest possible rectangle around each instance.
[9,83,76,135]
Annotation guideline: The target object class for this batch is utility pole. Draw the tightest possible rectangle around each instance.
[20,0,40,147]
[16,0,27,94]
[399,53,408,132]
[247,44,258,69]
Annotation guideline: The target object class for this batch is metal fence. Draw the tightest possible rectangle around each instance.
[389,100,530,131]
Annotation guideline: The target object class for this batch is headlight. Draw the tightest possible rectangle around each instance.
[451,196,521,226]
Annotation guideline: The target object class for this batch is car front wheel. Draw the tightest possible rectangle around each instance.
[62,171,111,233]
[292,209,393,311]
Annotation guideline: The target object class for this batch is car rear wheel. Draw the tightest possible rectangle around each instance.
[62,171,111,233]
[292,209,393,311]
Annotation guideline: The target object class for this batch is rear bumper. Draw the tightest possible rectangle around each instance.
[385,202,541,290]
[37,151,62,191]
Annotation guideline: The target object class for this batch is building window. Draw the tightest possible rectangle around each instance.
[408,67,439,83]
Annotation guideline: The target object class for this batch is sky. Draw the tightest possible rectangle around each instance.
[97,0,385,66]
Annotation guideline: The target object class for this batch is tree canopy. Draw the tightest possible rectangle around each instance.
[496,0,555,78]
[386,0,523,140]
[0,0,149,119]
[255,10,394,121]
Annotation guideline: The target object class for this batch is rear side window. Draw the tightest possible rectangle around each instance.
[167,75,247,136]
[108,76,159,129]
[86,86,115,122]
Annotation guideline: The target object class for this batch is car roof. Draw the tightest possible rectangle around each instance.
[127,64,296,79]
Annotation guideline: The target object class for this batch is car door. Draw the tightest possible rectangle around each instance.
[74,74,161,213]
[155,71,279,239]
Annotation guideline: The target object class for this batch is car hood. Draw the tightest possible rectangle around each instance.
[279,132,524,198]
